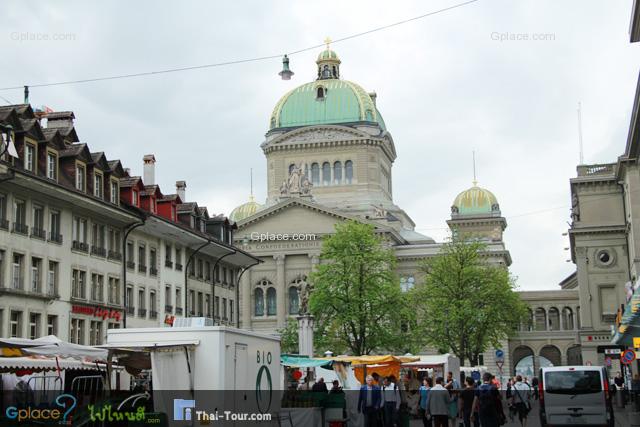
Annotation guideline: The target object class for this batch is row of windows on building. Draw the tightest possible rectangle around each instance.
[0,250,59,296]
[19,140,120,206]
[5,310,60,340]
[290,161,354,186]
[0,193,237,283]
[253,280,302,317]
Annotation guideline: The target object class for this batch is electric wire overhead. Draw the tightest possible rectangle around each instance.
[0,0,478,91]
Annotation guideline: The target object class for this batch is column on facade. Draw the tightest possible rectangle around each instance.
[543,306,550,331]
[572,305,579,331]
[309,254,320,273]
[241,267,252,329]
[559,306,564,331]
[275,255,286,328]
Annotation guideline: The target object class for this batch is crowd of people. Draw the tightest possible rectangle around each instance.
[357,371,535,427]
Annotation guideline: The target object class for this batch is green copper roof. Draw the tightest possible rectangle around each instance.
[317,48,340,62]
[452,185,499,215]
[269,80,385,130]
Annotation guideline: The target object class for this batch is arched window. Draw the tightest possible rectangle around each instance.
[534,308,547,331]
[289,286,299,315]
[345,160,353,184]
[562,307,574,330]
[317,87,325,99]
[548,307,560,331]
[322,162,331,186]
[311,163,320,185]
[254,288,264,316]
[266,288,277,315]
[333,161,342,184]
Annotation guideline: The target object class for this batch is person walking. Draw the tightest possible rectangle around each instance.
[426,377,451,427]
[445,371,460,427]
[505,378,515,422]
[471,373,503,427]
[530,377,539,400]
[382,376,400,427]
[512,375,531,427]
[459,377,479,427]
[359,375,382,427]
[419,377,433,427]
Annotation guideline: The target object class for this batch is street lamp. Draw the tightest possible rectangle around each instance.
[0,124,16,158]
[278,55,294,80]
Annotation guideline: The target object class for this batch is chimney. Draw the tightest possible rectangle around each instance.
[143,154,156,186]
[368,92,377,107]
[46,111,75,129]
[176,180,187,202]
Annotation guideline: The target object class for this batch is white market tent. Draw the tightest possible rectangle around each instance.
[0,335,107,361]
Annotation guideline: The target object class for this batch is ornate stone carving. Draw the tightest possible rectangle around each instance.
[280,163,313,197]
[371,204,388,219]
[571,193,580,222]
[285,129,361,144]
[451,205,459,214]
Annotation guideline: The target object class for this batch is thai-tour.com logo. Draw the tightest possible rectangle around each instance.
[5,393,77,424]
[173,399,196,421]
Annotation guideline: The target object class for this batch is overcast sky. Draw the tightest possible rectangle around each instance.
[2,0,639,290]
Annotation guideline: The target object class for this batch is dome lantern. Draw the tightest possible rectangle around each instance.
[316,37,340,80]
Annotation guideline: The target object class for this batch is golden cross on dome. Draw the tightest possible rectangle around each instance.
[324,36,332,49]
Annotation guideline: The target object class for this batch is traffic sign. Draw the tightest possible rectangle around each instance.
[605,357,612,367]
[495,349,504,359]
[622,349,636,365]
[634,337,640,349]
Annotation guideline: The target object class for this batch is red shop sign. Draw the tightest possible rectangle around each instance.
[72,305,122,322]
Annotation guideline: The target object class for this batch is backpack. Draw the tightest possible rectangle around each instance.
[478,384,497,416]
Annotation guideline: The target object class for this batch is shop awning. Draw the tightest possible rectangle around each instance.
[281,355,334,369]
[0,356,103,373]
[612,288,640,346]
[322,355,419,366]
[0,335,107,361]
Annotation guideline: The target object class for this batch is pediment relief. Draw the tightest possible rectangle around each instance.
[272,126,369,146]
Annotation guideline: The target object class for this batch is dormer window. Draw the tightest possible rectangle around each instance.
[94,173,103,198]
[316,87,326,100]
[24,143,35,172]
[75,164,86,191]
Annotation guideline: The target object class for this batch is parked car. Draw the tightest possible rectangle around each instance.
[539,366,614,427]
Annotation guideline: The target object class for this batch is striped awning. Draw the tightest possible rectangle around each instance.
[612,287,640,346]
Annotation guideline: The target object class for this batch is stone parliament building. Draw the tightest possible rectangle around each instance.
[229,45,617,376]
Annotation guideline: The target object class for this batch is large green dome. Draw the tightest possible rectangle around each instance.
[269,48,386,131]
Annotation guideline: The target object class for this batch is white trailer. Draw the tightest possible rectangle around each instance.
[105,325,281,422]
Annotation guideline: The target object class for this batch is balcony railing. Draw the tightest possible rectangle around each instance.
[165,259,173,268]
[12,222,28,235]
[165,304,173,314]
[48,232,63,244]
[175,263,183,271]
[150,310,158,319]
[72,241,89,252]
[108,250,122,261]
[150,266,158,276]
[91,246,106,257]
[126,306,135,315]
[175,307,183,315]
[31,227,46,239]
[0,218,8,230]
[138,264,147,274]
[137,308,147,317]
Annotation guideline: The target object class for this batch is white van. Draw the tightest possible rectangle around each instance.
[539,366,614,427]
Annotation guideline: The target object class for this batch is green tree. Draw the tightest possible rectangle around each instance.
[277,319,299,355]
[309,220,413,355]
[412,239,527,366]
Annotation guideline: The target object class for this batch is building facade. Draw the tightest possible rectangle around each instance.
[0,105,259,345]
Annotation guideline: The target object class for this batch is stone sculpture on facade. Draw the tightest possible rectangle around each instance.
[280,163,313,198]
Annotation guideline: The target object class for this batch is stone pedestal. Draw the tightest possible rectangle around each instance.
[297,314,315,357]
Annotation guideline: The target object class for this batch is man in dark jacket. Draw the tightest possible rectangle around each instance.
[359,375,382,427]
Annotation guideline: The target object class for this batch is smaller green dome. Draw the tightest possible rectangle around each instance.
[452,185,499,216]
[230,196,263,222]
[317,48,340,63]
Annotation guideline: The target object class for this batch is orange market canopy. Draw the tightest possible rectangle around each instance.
[321,355,420,384]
